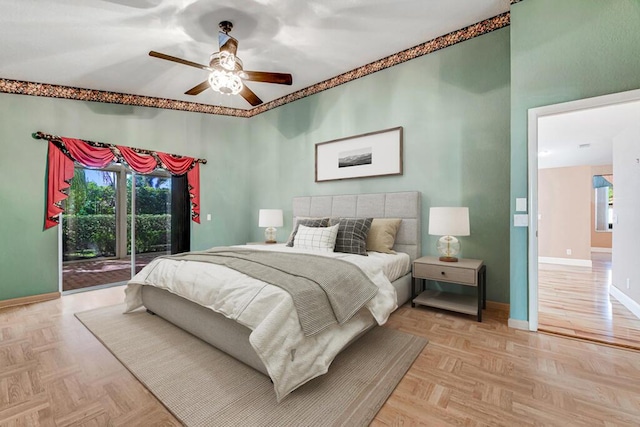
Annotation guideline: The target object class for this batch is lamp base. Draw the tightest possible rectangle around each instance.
[436,236,461,263]
[264,226,277,244]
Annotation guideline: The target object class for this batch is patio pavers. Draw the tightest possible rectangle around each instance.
[62,252,163,291]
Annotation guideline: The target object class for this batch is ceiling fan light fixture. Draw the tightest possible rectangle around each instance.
[208,69,243,95]
[150,20,291,106]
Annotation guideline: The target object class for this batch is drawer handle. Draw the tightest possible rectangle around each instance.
[441,271,445,275]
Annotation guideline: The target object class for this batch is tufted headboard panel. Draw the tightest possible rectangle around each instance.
[292,191,421,262]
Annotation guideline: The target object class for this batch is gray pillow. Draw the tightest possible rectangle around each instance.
[286,217,331,246]
[329,217,373,256]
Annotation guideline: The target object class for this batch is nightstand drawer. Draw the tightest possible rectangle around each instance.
[413,263,476,286]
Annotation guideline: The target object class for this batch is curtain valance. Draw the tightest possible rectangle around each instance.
[592,174,613,189]
[36,132,206,229]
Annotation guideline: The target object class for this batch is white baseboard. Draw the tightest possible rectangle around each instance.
[591,247,612,253]
[508,318,529,330]
[609,285,640,320]
[538,257,592,267]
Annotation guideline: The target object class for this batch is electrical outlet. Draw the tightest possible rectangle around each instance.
[627,278,630,289]
[566,249,572,255]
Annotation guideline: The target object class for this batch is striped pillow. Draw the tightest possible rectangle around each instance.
[293,224,339,252]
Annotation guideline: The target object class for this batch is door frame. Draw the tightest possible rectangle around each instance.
[527,88,640,331]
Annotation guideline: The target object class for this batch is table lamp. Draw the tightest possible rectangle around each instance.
[428,207,470,262]
[258,209,283,244]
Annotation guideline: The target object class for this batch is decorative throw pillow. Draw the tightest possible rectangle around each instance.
[293,224,339,252]
[286,217,331,247]
[329,217,373,256]
[366,218,402,254]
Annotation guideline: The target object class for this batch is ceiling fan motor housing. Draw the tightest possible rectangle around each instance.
[210,52,243,72]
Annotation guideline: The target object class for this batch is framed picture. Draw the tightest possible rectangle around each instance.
[315,126,403,182]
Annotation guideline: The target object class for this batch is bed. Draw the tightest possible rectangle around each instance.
[124,191,421,401]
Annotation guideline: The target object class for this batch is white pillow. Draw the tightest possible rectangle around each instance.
[293,223,339,252]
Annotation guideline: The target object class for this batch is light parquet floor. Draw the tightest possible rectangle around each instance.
[2,286,640,426]
[0,286,178,426]
[538,252,640,350]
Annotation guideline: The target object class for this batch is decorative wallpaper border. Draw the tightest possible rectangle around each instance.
[250,12,511,116]
[0,79,251,118]
[0,12,511,118]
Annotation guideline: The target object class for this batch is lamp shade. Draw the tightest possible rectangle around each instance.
[258,209,283,228]
[428,207,470,236]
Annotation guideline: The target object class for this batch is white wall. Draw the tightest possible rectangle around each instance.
[612,122,640,304]
[590,165,613,250]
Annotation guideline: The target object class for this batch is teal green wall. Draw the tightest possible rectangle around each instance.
[248,28,512,303]
[510,0,640,320]
[0,94,251,300]
[5,1,637,315]
[0,26,511,304]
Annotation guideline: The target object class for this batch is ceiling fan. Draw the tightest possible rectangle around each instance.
[149,21,293,107]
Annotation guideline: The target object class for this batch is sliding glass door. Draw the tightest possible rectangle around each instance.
[62,166,172,292]
[128,172,172,274]
[62,167,121,291]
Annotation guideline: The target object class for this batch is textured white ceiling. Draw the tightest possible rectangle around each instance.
[538,100,640,169]
[0,0,509,110]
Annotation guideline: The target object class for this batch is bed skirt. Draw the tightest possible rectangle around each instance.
[140,272,412,376]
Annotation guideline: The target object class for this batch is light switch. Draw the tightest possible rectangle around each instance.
[514,214,529,227]
[516,198,527,212]
[206,214,212,221]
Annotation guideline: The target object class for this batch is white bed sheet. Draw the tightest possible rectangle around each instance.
[366,251,411,282]
[241,244,410,282]
[124,244,399,401]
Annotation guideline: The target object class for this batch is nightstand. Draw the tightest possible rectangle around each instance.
[411,256,486,322]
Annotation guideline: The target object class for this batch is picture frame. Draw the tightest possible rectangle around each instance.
[315,126,403,182]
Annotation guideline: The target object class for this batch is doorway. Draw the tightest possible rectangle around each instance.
[527,88,640,348]
[61,165,171,292]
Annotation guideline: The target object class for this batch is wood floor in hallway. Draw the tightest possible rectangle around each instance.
[538,252,640,349]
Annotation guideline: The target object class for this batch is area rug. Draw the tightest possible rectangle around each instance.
[75,304,427,427]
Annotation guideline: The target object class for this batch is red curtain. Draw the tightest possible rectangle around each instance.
[63,138,114,168]
[45,142,75,229]
[44,137,202,229]
[187,163,201,223]
[117,145,157,173]
[156,152,195,175]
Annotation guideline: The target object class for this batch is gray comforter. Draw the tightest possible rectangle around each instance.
[160,248,379,336]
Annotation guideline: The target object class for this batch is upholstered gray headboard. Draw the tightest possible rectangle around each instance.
[292,191,422,262]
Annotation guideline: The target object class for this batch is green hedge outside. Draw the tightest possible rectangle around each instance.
[63,214,170,260]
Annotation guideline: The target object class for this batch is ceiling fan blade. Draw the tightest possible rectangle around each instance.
[185,80,210,96]
[239,84,262,106]
[242,71,293,86]
[218,32,238,56]
[149,51,210,71]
